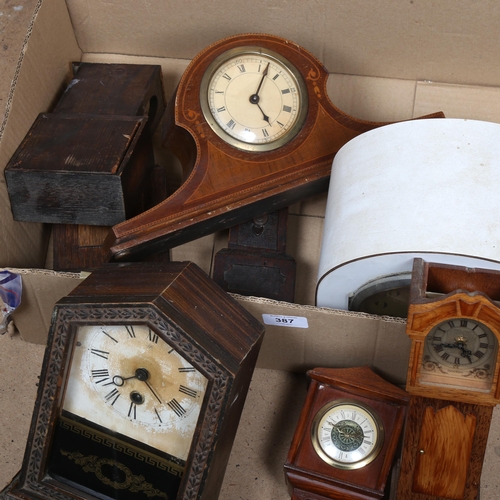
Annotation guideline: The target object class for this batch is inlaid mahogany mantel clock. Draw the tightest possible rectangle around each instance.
[106,33,444,260]
[397,258,500,500]
[0,262,265,500]
[284,366,409,500]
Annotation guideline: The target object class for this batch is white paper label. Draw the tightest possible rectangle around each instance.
[261,314,309,329]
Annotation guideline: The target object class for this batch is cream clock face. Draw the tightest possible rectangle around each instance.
[63,324,208,461]
[311,399,384,470]
[200,46,308,151]
[422,318,498,391]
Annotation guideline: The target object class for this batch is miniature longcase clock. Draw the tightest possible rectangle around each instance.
[106,33,444,261]
[397,258,500,500]
[284,366,409,500]
[0,262,265,500]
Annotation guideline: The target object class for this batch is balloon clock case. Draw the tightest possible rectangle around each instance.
[397,258,500,500]
[107,33,444,261]
[0,262,265,500]
[284,366,409,500]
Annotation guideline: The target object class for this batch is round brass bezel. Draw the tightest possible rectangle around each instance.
[311,398,384,470]
[200,45,308,152]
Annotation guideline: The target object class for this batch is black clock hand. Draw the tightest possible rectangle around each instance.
[440,343,461,349]
[134,368,163,404]
[144,380,163,404]
[435,342,473,362]
[250,62,269,103]
[249,63,272,124]
[112,374,136,386]
[457,344,473,362]
[112,368,163,404]
[256,103,271,125]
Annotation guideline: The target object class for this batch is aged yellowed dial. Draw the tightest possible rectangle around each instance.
[311,399,384,470]
[63,324,208,461]
[200,46,308,151]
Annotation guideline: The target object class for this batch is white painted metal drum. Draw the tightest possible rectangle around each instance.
[316,118,500,313]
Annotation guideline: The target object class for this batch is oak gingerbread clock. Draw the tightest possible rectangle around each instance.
[106,33,443,260]
[0,262,265,500]
[396,258,500,500]
[284,366,409,500]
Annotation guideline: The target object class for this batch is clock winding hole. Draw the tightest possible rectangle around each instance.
[130,391,145,405]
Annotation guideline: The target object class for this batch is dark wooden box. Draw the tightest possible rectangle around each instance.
[53,62,166,131]
[5,113,154,225]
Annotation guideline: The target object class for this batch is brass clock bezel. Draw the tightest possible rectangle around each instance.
[199,45,309,152]
[310,398,385,470]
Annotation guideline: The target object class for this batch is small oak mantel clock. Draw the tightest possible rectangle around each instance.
[0,261,265,500]
[284,366,409,500]
[396,258,500,500]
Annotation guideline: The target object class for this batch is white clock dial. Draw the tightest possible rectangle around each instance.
[200,46,308,151]
[311,400,384,470]
[63,324,208,461]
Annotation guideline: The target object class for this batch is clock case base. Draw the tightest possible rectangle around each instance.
[213,208,296,302]
[396,395,492,500]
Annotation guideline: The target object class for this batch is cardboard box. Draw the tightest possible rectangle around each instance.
[1,1,500,498]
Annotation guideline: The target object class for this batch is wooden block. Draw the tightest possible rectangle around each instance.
[53,63,166,131]
[52,224,110,271]
[213,209,296,302]
[52,165,170,271]
[213,248,296,301]
[5,113,154,225]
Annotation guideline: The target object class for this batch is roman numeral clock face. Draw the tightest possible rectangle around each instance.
[62,324,208,461]
[200,46,308,152]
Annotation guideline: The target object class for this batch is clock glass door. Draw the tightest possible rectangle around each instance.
[421,318,498,392]
[46,323,208,500]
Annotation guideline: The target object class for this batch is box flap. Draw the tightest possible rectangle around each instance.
[236,295,409,386]
[66,0,500,87]
[9,268,84,344]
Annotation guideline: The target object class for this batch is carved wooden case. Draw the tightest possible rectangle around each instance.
[405,258,500,405]
[2,262,264,500]
[284,366,409,500]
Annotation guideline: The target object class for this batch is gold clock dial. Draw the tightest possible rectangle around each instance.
[311,399,384,470]
[200,46,308,151]
[63,324,208,461]
[422,318,498,391]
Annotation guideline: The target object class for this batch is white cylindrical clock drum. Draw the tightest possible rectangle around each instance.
[316,118,500,316]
